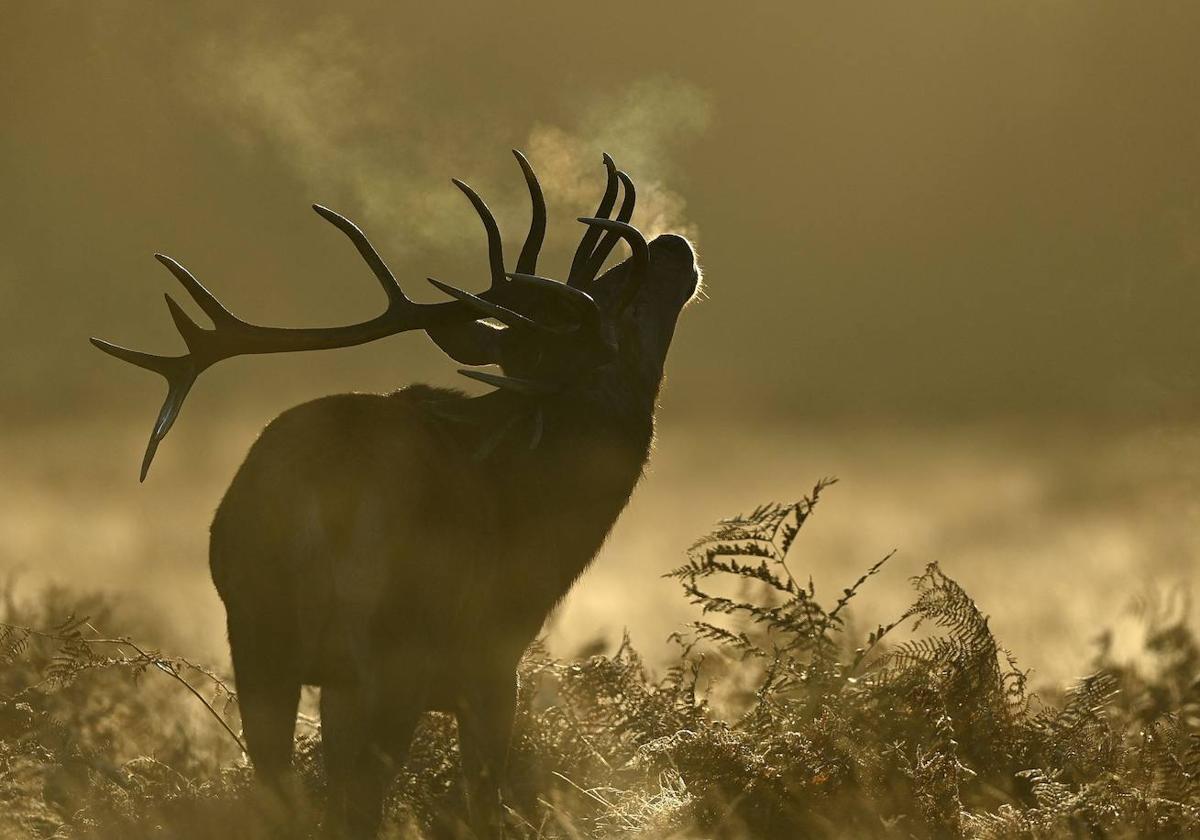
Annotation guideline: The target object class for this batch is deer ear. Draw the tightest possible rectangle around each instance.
[426,321,507,366]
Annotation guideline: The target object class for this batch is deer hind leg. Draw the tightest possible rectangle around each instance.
[321,677,423,839]
[455,664,518,840]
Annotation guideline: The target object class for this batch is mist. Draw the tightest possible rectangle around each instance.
[2,1,1199,682]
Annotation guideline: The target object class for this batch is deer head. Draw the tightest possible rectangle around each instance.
[92,151,700,479]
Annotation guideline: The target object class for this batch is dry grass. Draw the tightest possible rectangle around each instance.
[2,481,1199,838]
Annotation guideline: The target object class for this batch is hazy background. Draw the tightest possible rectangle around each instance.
[2,1,1199,681]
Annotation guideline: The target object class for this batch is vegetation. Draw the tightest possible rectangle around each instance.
[2,479,1198,838]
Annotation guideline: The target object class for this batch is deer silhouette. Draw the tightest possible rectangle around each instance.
[92,151,700,837]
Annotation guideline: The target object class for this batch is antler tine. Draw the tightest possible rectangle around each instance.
[312,204,408,305]
[512,150,545,276]
[457,368,561,396]
[154,254,238,325]
[576,218,650,315]
[452,178,508,291]
[567,153,618,288]
[580,170,636,284]
[90,333,202,481]
[427,277,564,334]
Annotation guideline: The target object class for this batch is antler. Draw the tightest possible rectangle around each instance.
[92,208,501,481]
[93,152,556,481]
[94,150,643,480]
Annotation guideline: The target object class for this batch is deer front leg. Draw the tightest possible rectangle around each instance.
[321,679,423,839]
[455,663,518,839]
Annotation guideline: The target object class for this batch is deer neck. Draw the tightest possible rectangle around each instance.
[422,383,655,531]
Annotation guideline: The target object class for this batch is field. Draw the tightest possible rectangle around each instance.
[2,420,1199,838]
[5,2,1200,837]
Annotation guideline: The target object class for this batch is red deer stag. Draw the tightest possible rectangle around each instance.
[92,151,700,837]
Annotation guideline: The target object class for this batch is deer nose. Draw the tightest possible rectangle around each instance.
[649,234,699,301]
[649,234,696,269]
